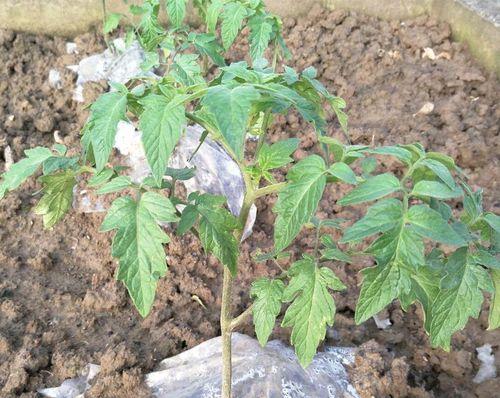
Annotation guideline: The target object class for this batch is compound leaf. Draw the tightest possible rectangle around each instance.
[327,162,357,185]
[97,175,133,194]
[139,94,186,185]
[34,170,76,228]
[100,192,178,317]
[0,147,52,199]
[274,155,326,252]
[251,278,285,346]
[282,258,345,367]
[171,54,205,86]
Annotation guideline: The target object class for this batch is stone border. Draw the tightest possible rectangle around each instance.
[0,0,498,76]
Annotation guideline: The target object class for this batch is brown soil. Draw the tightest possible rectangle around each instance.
[1,5,499,397]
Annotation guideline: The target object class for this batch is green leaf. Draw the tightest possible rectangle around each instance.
[171,54,204,86]
[274,156,327,252]
[355,262,410,324]
[96,175,133,194]
[340,198,403,243]
[34,170,76,228]
[221,2,247,49]
[489,270,500,330]
[250,278,285,346]
[190,33,225,66]
[411,180,463,200]
[281,258,345,367]
[103,12,121,34]
[365,146,413,164]
[257,138,299,171]
[327,162,357,185]
[141,51,160,71]
[202,85,260,159]
[338,173,401,206]
[82,91,128,171]
[100,192,178,317]
[139,94,186,185]
[0,147,52,199]
[88,168,115,187]
[195,194,239,275]
[165,166,195,181]
[418,159,456,189]
[320,237,352,263]
[407,205,465,246]
[206,0,224,33]
[248,15,273,61]
[166,0,187,28]
[484,213,500,233]
[176,204,198,235]
[42,156,79,175]
[429,248,490,350]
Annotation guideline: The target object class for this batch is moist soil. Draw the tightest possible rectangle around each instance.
[1,5,499,397]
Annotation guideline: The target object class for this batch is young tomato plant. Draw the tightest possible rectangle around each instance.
[1,1,499,396]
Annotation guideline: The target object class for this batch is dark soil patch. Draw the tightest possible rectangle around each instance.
[1,5,499,397]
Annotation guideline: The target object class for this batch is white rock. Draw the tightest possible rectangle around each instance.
[373,314,392,330]
[473,344,497,383]
[66,42,78,54]
[48,69,62,89]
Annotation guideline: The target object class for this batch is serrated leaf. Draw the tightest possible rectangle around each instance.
[97,175,133,194]
[82,91,128,171]
[327,162,357,185]
[104,12,121,34]
[100,192,178,317]
[221,2,247,49]
[195,194,239,275]
[283,66,299,85]
[171,54,204,86]
[418,159,456,189]
[250,278,285,346]
[34,170,76,228]
[355,263,410,324]
[202,85,260,159]
[407,205,465,246]
[274,155,326,252]
[429,248,490,350]
[282,258,345,367]
[139,94,186,185]
[338,173,401,206]
[249,15,273,61]
[166,0,187,28]
[0,147,52,199]
[411,180,463,200]
[340,198,403,243]
[257,138,299,171]
[489,270,500,330]
[206,0,225,33]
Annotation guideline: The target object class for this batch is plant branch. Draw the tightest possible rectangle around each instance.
[254,182,286,199]
[229,304,254,331]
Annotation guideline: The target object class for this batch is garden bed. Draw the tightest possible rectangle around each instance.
[0,5,499,397]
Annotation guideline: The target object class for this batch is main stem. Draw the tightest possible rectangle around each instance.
[220,170,255,398]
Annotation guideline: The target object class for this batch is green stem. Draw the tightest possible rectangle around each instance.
[254,182,286,199]
[220,267,233,398]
